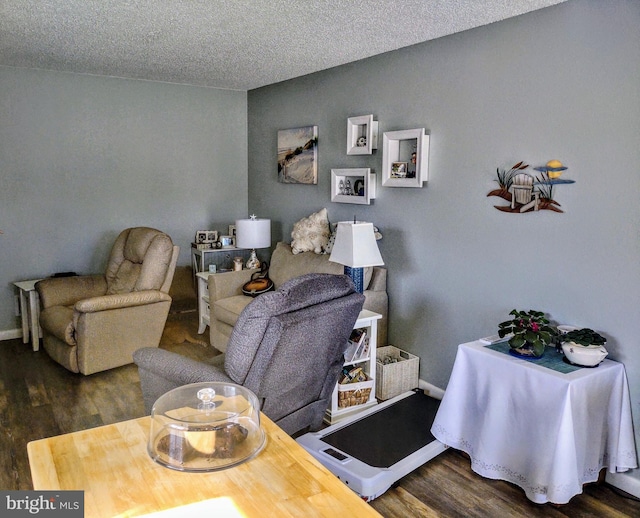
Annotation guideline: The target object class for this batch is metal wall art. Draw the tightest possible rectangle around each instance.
[488,160,574,213]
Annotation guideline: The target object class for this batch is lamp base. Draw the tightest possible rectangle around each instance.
[344,266,365,293]
[246,249,261,269]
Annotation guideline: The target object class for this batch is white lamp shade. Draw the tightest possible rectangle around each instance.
[235,218,271,249]
[329,221,384,268]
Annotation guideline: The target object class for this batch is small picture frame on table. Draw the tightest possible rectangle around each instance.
[228,225,236,237]
[196,230,218,243]
[220,235,235,248]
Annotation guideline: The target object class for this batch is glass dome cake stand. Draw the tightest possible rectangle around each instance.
[148,381,266,472]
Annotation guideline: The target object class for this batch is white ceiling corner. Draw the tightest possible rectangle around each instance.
[0,1,567,91]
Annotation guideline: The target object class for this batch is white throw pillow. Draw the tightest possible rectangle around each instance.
[291,208,331,254]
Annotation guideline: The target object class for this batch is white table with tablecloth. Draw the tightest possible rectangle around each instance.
[430,340,637,504]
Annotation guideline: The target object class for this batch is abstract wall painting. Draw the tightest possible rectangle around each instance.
[277,126,318,184]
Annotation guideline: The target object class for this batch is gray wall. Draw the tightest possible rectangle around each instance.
[0,67,248,331]
[249,0,640,481]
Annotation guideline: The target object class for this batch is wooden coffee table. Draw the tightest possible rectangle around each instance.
[28,414,381,517]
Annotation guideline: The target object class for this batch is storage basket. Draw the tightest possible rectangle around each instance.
[376,345,419,400]
[337,375,374,408]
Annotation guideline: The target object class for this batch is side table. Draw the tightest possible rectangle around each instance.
[431,340,637,504]
[13,279,43,351]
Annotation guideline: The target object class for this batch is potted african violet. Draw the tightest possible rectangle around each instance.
[558,328,608,367]
[498,309,556,359]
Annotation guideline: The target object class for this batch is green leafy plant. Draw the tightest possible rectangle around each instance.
[559,328,606,346]
[498,309,556,357]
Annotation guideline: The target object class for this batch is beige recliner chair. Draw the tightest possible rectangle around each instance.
[36,227,179,375]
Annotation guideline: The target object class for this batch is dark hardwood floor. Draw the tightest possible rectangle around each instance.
[2,337,639,517]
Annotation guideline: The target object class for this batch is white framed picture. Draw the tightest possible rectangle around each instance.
[382,128,429,188]
[346,114,378,155]
[331,168,376,205]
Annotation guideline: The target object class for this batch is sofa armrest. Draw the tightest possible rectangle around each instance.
[36,275,107,309]
[208,269,258,302]
[368,267,387,292]
[74,290,171,313]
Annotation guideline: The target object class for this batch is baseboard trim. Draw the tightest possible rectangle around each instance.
[418,379,445,400]
[606,471,640,499]
[0,328,22,341]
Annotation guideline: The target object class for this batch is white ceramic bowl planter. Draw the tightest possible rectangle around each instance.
[558,327,608,367]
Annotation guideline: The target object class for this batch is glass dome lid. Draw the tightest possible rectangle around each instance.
[148,381,266,472]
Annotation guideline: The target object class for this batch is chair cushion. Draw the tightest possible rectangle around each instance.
[39,305,76,346]
[105,227,174,295]
[213,295,252,327]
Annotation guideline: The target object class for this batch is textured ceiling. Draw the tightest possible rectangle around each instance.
[0,0,566,91]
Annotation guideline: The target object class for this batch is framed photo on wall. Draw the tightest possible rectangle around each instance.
[277,126,318,184]
[391,162,408,178]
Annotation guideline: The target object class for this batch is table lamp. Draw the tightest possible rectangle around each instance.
[329,220,384,293]
[236,215,271,269]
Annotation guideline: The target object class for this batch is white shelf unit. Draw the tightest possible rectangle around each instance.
[346,114,379,155]
[324,310,382,425]
[330,168,376,205]
[381,128,429,188]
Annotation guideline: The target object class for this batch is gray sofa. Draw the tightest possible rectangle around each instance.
[134,273,365,435]
[207,242,388,352]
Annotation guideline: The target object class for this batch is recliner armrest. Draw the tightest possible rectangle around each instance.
[36,275,107,309]
[133,347,234,413]
[74,290,171,313]
[134,348,232,385]
[208,269,258,302]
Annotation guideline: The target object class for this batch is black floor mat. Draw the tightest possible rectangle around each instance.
[321,390,440,468]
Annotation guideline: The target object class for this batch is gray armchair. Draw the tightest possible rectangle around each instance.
[134,273,365,436]
[36,227,179,375]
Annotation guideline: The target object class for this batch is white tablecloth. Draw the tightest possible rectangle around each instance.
[431,341,637,504]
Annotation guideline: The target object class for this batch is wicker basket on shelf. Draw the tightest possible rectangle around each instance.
[337,376,373,408]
